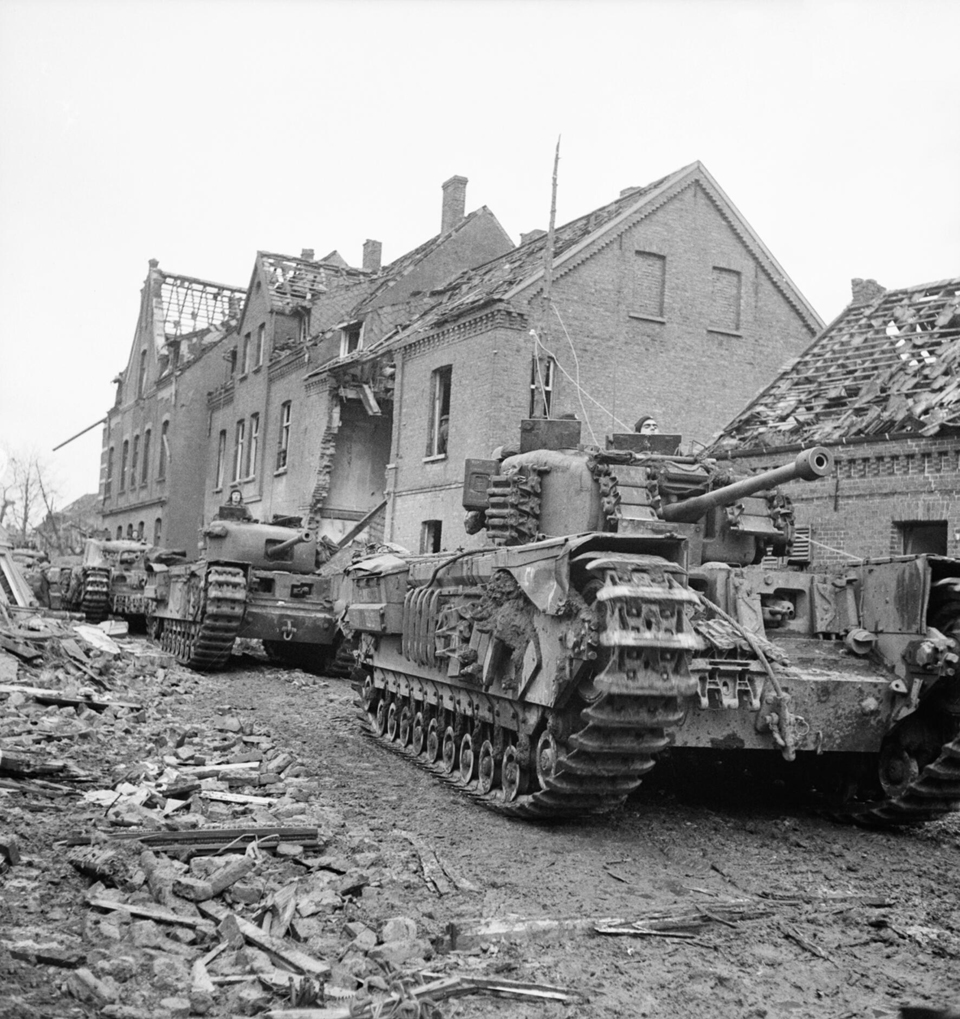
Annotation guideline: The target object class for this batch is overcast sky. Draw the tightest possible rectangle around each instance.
[1,0,958,507]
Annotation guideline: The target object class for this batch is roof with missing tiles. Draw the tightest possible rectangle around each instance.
[258,252,368,310]
[378,160,823,347]
[715,277,960,448]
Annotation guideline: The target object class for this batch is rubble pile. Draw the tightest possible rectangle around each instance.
[1,622,571,1017]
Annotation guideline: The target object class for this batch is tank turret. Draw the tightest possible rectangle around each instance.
[463,419,833,566]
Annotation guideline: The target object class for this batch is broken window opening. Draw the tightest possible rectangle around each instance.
[158,420,170,481]
[137,349,147,398]
[241,333,251,375]
[529,356,555,417]
[247,413,260,479]
[711,267,742,332]
[427,365,452,457]
[897,520,948,556]
[141,429,151,486]
[130,434,139,490]
[256,323,266,367]
[216,430,227,490]
[277,401,292,471]
[421,519,442,554]
[119,440,129,493]
[105,446,115,499]
[340,322,362,357]
[233,420,246,483]
[633,251,666,319]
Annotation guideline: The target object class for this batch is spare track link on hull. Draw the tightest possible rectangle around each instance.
[82,570,110,623]
[356,555,695,820]
[831,734,960,827]
[160,566,246,671]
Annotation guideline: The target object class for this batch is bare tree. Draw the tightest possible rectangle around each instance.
[4,451,63,551]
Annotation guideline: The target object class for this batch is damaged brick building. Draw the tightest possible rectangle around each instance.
[714,277,960,563]
[101,163,824,555]
[99,265,245,551]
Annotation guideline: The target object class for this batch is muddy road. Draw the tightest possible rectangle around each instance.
[200,660,960,1018]
[2,649,959,1018]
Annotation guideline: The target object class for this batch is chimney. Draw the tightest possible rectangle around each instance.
[441,175,468,234]
[850,278,885,306]
[520,229,547,245]
[363,239,382,273]
[301,248,315,261]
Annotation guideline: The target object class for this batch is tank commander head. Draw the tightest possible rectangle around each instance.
[216,487,253,521]
[634,414,661,435]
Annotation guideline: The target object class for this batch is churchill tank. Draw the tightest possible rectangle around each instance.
[56,539,153,623]
[146,509,341,672]
[346,419,960,823]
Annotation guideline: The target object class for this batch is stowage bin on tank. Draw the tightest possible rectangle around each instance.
[146,512,341,672]
[347,419,960,823]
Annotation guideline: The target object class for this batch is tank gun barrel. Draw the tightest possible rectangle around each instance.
[661,447,833,524]
[264,529,313,560]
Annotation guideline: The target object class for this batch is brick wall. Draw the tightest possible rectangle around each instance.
[387,181,817,551]
[732,436,960,564]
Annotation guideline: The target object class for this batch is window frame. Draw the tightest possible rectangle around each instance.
[119,440,129,493]
[141,428,151,486]
[255,323,265,367]
[276,401,292,472]
[529,355,556,417]
[158,420,170,480]
[631,251,667,322]
[233,419,246,483]
[216,429,227,490]
[247,413,260,479]
[426,365,452,458]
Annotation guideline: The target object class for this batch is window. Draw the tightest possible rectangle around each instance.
[216,430,227,489]
[340,323,362,357]
[153,518,162,544]
[298,315,309,345]
[137,349,147,398]
[255,323,265,367]
[119,440,129,492]
[137,521,145,540]
[233,420,246,483]
[529,356,555,417]
[241,333,250,375]
[130,434,139,489]
[141,429,151,485]
[158,420,170,480]
[229,348,237,375]
[711,267,742,332]
[633,252,666,319]
[898,521,948,556]
[126,524,134,539]
[277,401,291,470]
[116,526,123,540]
[421,520,442,554]
[105,446,115,498]
[426,366,452,456]
[247,413,260,478]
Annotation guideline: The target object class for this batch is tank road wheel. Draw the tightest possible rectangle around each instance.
[398,703,414,747]
[375,697,389,737]
[361,675,378,713]
[386,701,400,742]
[425,718,441,763]
[459,734,477,784]
[441,726,459,774]
[412,711,426,756]
[501,744,529,802]
[879,744,920,798]
[477,739,500,795]
[535,731,560,790]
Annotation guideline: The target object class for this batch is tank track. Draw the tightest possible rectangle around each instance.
[357,556,698,820]
[829,734,960,826]
[158,566,246,671]
[81,568,110,622]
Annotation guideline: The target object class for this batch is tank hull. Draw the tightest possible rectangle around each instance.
[348,538,960,823]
